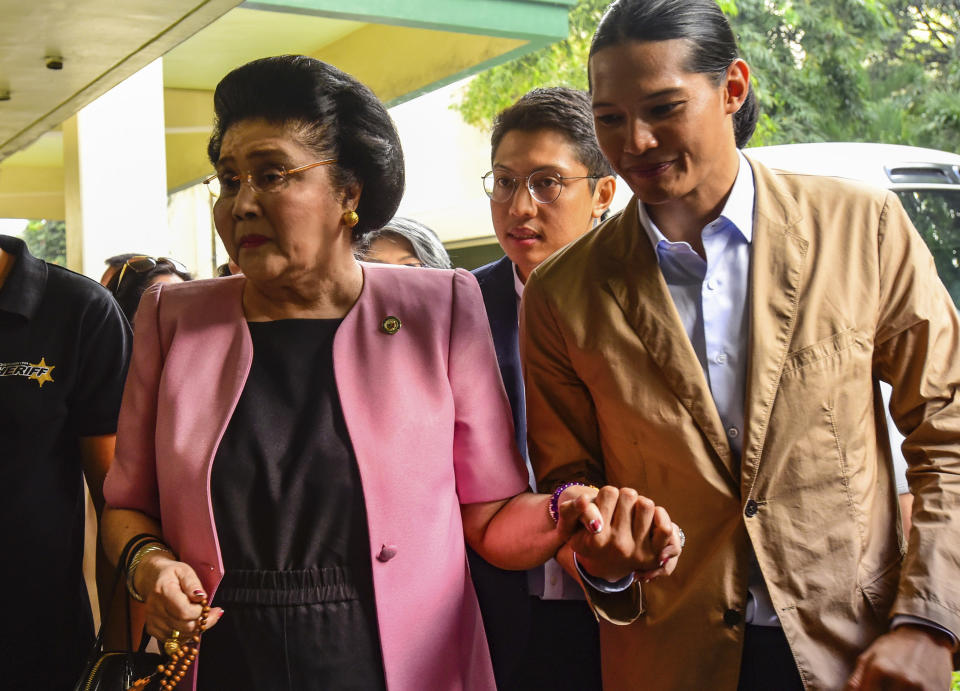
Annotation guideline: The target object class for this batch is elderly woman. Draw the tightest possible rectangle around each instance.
[355,216,452,269]
[101,55,680,691]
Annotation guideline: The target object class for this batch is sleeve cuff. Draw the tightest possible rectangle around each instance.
[574,553,635,593]
[891,614,958,650]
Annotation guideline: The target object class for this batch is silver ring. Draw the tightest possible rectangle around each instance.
[675,524,686,549]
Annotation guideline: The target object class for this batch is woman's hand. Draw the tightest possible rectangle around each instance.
[554,483,603,539]
[563,486,682,583]
[135,551,224,641]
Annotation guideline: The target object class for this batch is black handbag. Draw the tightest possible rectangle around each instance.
[75,641,163,691]
[73,538,164,691]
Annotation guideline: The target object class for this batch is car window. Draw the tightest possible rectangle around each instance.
[895,189,960,309]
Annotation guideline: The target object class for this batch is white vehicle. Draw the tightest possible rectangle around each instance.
[746,142,960,498]
[746,141,960,190]
[746,143,960,309]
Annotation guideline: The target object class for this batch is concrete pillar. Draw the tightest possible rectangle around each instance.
[63,59,168,278]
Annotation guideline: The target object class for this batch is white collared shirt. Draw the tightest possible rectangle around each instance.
[514,262,578,601]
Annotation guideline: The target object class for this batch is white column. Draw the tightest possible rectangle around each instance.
[64,59,168,278]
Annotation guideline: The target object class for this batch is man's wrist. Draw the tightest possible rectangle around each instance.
[574,553,635,593]
[891,618,958,652]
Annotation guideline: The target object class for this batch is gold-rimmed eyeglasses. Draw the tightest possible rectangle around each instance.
[203,159,337,199]
[482,170,602,204]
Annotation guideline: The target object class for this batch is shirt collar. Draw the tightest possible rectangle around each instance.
[0,234,48,320]
[638,150,755,259]
[513,262,525,300]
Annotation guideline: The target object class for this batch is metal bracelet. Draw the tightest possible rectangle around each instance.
[126,542,174,602]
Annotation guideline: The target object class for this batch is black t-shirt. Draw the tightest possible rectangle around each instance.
[0,235,132,689]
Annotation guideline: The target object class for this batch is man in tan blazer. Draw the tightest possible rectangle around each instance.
[520,1,960,689]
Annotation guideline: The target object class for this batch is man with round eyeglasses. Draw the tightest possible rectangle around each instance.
[479,104,616,284]
[470,87,617,691]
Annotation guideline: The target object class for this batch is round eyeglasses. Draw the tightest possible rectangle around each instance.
[203,159,337,199]
[482,170,602,204]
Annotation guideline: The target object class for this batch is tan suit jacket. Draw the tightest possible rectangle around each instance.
[520,158,960,690]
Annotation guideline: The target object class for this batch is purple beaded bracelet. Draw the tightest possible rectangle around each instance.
[549,481,596,523]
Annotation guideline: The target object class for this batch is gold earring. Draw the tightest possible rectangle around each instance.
[342,210,359,228]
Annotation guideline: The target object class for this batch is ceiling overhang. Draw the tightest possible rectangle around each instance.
[0,0,573,220]
[0,0,243,160]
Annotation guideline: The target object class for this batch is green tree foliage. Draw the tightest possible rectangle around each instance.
[22,219,66,266]
[454,0,608,127]
[455,0,960,153]
[730,0,960,150]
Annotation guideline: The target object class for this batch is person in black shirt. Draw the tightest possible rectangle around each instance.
[0,234,132,689]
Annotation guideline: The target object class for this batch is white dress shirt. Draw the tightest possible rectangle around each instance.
[514,263,581,601]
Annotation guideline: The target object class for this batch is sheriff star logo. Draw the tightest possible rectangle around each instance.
[0,357,56,388]
[28,357,55,387]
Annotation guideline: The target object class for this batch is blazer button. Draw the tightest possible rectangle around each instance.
[744,499,759,518]
[376,545,398,562]
[723,609,741,627]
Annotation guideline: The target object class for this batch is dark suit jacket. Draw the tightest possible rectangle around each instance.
[475,256,527,458]
[469,256,532,687]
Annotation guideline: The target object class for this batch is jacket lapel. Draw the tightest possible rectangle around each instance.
[741,158,809,489]
[475,257,527,460]
[604,197,738,484]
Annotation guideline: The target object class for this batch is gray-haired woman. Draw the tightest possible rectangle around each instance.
[356,216,452,269]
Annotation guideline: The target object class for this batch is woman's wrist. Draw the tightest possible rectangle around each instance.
[549,481,599,523]
[560,483,599,504]
[127,542,175,601]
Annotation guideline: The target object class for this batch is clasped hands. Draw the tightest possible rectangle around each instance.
[554,484,683,585]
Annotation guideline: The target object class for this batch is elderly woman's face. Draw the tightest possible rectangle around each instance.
[213,119,350,284]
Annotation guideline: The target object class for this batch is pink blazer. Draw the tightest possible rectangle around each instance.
[104,263,528,690]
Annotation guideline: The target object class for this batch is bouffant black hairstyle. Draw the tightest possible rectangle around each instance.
[490,87,615,184]
[590,0,759,148]
[207,55,405,236]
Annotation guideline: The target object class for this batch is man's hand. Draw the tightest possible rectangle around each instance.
[845,625,953,690]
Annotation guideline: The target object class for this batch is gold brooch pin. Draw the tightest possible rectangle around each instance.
[381,316,401,334]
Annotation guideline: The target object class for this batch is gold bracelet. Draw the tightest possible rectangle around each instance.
[126,542,174,602]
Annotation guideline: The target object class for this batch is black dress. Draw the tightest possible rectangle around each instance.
[197,319,386,691]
